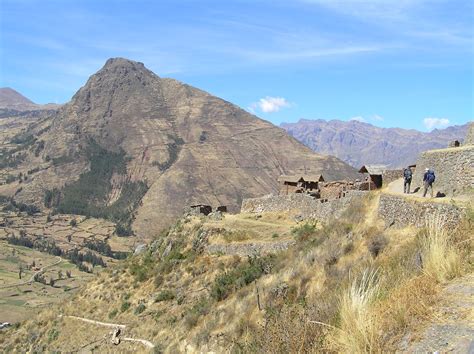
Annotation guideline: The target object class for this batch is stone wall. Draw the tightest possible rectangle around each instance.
[206,240,296,256]
[465,122,474,145]
[241,191,368,221]
[382,169,404,185]
[412,145,473,196]
[378,193,466,229]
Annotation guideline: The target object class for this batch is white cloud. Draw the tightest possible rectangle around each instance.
[372,114,384,121]
[423,117,450,130]
[350,116,366,122]
[249,96,291,113]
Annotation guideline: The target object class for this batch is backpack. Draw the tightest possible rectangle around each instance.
[404,169,412,180]
[426,170,435,183]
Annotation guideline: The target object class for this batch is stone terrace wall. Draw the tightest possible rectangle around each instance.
[241,191,368,221]
[412,145,473,196]
[382,169,404,185]
[206,240,296,256]
[378,194,466,230]
[465,122,474,145]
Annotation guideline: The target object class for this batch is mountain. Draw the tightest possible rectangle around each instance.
[0,87,60,111]
[281,119,470,168]
[4,58,358,239]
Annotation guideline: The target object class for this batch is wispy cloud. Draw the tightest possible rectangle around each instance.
[423,117,450,130]
[249,96,291,113]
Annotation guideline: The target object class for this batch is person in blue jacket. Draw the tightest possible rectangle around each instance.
[422,168,435,198]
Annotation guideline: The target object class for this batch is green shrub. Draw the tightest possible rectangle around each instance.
[121,301,131,312]
[135,303,146,315]
[155,290,175,302]
[108,309,118,319]
[292,222,317,241]
[211,255,274,301]
[47,328,59,343]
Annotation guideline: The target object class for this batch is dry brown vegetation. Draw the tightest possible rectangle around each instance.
[1,195,472,352]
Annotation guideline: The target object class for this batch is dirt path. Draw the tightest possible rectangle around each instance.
[385,178,469,203]
[0,256,62,290]
[400,273,474,352]
[63,315,155,349]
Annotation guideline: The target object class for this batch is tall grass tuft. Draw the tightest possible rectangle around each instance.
[420,214,461,282]
[334,268,380,353]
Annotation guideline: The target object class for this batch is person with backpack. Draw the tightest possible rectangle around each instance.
[403,166,412,193]
[423,168,435,198]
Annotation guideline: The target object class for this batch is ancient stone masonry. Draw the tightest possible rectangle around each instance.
[241,191,368,221]
[465,122,474,145]
[205,240,296,257]
[378,194,466,230]
[412,145,474,196]
[382,169,404,185]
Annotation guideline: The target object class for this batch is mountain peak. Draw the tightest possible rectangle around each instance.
[102,57,146,71]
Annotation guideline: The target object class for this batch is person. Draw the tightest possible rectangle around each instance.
[423,168,435,198]
[403,166,412,193]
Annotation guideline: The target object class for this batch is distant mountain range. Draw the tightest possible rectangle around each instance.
[281,119,470,168]
[0,87,60,112]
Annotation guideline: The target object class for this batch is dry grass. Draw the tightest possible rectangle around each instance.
[420,214,462,282]
[332,268,381,353]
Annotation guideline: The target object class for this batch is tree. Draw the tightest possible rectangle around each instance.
[18,265,23,279]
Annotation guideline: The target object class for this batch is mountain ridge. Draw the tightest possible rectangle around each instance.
[281,118,470,168]
[0,87,60,111]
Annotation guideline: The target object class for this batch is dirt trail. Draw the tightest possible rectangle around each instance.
[385,178,469,203]
[63,315,155,349]
[400,273,474,352]
[0,257,61,290]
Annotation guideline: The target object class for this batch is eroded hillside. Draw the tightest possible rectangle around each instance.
[2,192,471,352]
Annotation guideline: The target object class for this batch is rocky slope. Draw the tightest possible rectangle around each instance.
[2,58,358,239]
[281,119,470,168]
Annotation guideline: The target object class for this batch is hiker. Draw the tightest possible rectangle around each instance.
[423,168,435,197]
[403,166,412,193]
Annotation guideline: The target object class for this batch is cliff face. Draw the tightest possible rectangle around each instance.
[281,119,470,168]
[8,58,358,238]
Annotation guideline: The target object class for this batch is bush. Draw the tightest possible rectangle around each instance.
[367,235,388,258]
[211,255,274,301]
[291,221,317,241]
[108,309,118,319]
[155,290,175,302]
[69,219,77,227]
[121,301,131,312]
[135,303,146,315]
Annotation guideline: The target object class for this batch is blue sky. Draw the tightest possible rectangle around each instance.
[0,0,472,131]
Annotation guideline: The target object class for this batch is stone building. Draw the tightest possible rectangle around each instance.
[278,174,324,195]
[358,165,386,189]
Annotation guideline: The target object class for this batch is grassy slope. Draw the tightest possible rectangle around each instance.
[1,193,472,352]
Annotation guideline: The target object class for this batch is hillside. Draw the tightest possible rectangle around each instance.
[0,87,60,112]
[1,190,471,352]
[0,58,358,239]
[281,119,469,168]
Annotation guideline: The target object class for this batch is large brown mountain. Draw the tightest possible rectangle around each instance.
[5,58,357,239]
[281,119,470,168]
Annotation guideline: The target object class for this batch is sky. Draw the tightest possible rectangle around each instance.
[0,0,472,131]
